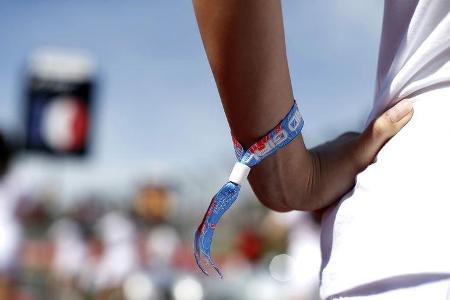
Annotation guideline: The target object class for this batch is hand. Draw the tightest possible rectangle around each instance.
[309,99,414,210]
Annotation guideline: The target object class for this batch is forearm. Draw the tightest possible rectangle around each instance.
[193,0,319,211]
[192,0,413,212]
[193,0,293,145]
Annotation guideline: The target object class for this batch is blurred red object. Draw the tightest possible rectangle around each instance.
[237,229,263,263]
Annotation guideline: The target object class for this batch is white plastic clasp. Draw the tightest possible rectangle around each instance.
[228,162,251,185]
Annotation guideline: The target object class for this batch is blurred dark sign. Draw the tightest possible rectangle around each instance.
[24,48,96,156]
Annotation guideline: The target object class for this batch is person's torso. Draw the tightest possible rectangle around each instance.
[321,1,450,298]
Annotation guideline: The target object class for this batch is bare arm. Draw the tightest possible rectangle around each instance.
[193,0,413,211]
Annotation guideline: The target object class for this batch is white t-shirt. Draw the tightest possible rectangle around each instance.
[369,0,450,121]
[321,1,450,298]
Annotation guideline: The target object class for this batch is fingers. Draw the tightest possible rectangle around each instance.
[375,99,414,137]
[354,99,414,169]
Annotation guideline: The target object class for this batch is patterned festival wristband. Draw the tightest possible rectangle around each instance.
[194,100,304,278]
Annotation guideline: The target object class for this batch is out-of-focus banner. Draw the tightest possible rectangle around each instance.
[24,48,96,156]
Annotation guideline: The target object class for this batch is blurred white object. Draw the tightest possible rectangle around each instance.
[0,220,21,273]
[0,172,24,274]
[123,272,158,300]
[146,225,180,267]
[286,212,321,300]
[29,47,96,82]
[49,218,86,280]
[269,254,296,282]
[97,211,137,246]
[244,274,280,300]
[87,212,139,290]
[172,276,204,300]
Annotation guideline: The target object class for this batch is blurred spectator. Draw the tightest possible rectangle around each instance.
[0,132,23,299]
[48,218,86,282]
[80,211,139,298]
[145,225,181,268]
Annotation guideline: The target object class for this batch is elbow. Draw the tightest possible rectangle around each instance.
[248,152,323,212]
[288,196,322,212]
[252,184,320,212]
[282,191,322,212]
[257,193,292,212]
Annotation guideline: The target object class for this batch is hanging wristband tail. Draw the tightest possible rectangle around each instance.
[194,101,304,278]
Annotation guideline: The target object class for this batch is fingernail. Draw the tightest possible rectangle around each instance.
[386,99,413,122]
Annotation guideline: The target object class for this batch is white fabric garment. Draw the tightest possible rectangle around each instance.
[49,219,86,280]
[80,212,139,291]
[334,278,450,300]
[369,0,450,122]
[320,1,450,299]
[0,172,23,274]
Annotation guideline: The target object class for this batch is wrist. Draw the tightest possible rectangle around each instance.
[225,98,295,149]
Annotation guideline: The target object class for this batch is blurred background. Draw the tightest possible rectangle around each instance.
[0,1,383,299]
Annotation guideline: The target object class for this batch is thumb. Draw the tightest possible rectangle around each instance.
[354,99,414,168]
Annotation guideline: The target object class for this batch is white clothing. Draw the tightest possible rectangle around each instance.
[321,0,450,298]
[0,173,23,273]
[49,219,86,280]
[369,0,450,122]
[80,212,139,291]
[333,278,450,300]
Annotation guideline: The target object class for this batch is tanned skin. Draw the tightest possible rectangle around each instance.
[193,0,413,212]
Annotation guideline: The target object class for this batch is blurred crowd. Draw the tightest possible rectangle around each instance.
[0,46,323,300]
[0,132,321,300]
